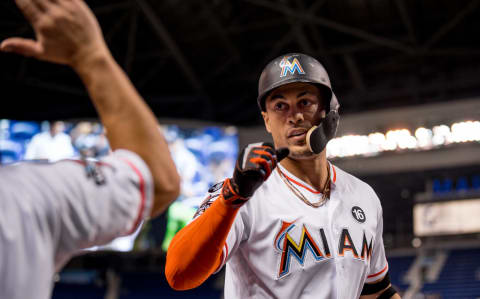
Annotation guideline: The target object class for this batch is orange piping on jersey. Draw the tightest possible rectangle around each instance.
[121,158,146,235]
[225,243,229,260]
[367,264,388,278]
[279,170,321,194]
[331,165,336,183]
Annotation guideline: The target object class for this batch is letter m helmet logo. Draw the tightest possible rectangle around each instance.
[279,56,305,77]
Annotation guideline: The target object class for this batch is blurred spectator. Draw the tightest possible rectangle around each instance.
[71,122,110,158]
[0,140,23,164]
[166,128,207,200]
[24,121,74,161]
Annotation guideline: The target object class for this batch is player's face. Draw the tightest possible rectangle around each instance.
[262,82,326,159]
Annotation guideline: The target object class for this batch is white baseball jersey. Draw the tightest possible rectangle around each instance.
[196,163,388,299]
[0,149,153,299]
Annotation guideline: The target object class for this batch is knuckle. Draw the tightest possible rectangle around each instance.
[49,9,66,23]
[37,19,52,31]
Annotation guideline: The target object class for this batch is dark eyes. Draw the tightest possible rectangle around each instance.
[273,99,314,111]
[274,102,287,110]
[300,99,311,106]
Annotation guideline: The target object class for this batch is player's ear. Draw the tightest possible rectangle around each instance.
[262,111,272,133]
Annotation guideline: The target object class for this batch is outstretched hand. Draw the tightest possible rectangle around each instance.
[222,142,289,206]
[1,0,109,68]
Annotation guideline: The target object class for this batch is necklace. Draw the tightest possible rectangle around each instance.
[277,165,331,208]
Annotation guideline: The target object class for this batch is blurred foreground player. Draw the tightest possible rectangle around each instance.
[0,0,180,298]
[166,53,400,298]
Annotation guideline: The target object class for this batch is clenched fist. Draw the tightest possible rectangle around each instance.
[222,142,289,206]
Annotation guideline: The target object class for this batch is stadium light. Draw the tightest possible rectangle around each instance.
[327,120,480,158]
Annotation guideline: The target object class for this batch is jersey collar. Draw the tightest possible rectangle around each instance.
[277,161,337,195]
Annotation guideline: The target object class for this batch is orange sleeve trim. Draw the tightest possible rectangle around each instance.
[165,196,239,290]
[368,264,388,278]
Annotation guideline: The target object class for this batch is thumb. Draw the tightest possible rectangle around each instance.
[275,147,289,162]
[0,38,42,58]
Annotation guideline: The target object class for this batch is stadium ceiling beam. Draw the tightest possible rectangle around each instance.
[227,20,287,34]
[293,0,335,67]
[427,48,480,56]
[287,0,321,56]
[136,56,169,89]
[124,4,138,75]
[104,12,130,45]
[92,1,131,15]
[136,0,204,93]
[327,42,377,55]
[394,0,417,44]
[342,54,366,92]
[10,76,86,96]
[245,0,415,54]
[423,0,480,49]
[15,57,28,82]
[287,23,314,55]
[200,2,241,63]
[183,19,285,43]
[344,72,480,104]
[262,0,326,67]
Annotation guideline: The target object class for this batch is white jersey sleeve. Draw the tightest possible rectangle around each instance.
[0,149,153,299]
[192,181,250,272]
[53,149,153,267]
[364,205,389,283]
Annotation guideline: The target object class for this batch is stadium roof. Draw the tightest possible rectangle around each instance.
[1,0,480,125]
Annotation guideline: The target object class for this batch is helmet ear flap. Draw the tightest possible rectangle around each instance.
[306,110,340,154]
[316,84,333,113]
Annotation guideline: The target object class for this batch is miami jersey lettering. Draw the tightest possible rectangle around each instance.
[273,221,375,279]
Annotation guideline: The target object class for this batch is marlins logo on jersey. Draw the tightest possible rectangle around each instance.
[279,56,305,77]
[274,220,331,279]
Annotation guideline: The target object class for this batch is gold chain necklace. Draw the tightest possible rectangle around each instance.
[277,166,331,208]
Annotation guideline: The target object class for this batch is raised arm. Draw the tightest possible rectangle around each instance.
[165,143,288,289]
[0,0,180,216]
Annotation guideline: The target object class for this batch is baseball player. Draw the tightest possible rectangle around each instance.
[0,0,180,298]
[166,53,400,299]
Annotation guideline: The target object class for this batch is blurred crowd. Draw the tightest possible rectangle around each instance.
[0,119,239,251]
[0,120,109,163]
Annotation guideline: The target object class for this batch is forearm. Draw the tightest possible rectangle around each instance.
[165,197,238,290]
[73,51,180,217]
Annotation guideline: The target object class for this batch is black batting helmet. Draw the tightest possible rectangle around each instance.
[257,53,339,113]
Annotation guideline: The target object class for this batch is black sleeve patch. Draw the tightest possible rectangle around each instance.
[208,181,224,193]
[193,180,225,218]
